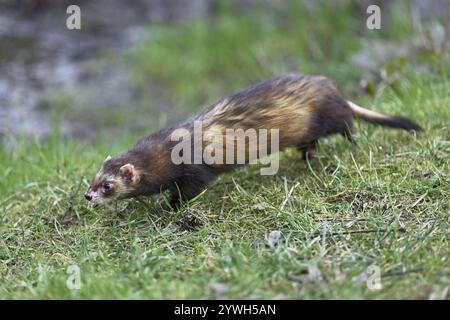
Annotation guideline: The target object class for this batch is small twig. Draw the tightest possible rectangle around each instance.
[382,268,423,278]
[327,228,406,237]
[411,192,428,208]
[218,186,227,221]
[280,179,300,210]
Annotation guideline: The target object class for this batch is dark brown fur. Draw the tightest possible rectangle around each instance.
[86,73,421,207]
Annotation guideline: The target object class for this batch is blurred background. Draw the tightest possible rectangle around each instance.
[0,0,448,143]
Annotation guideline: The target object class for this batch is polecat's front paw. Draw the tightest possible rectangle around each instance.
[168,197,182,211]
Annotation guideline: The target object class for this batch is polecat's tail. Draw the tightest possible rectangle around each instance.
[347,101,422,131]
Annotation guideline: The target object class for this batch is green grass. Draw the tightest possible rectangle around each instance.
[1,1,449,299]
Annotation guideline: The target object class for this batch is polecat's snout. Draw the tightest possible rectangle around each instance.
[84,191,93,201]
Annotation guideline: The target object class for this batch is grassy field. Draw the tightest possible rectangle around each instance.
[1,1,449,299]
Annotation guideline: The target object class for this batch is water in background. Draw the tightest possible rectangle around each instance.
[0,0,212,140]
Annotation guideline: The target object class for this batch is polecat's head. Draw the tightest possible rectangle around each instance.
[85,155,141,204]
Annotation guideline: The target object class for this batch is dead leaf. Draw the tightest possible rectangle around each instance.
[59,206,73,228]
[178,213,203,231]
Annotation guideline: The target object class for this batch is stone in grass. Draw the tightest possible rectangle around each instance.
[251,203,267,211]
[267,230,282,249]
[210,282,228,299]
[352,271,368,284]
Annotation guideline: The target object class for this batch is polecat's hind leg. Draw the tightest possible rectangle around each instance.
[342,122,356,144]
[299,141,317,161]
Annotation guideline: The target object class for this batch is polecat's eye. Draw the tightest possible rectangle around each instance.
[102,183,113,191]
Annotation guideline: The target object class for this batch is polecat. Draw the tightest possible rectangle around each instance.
[85,73,421,207]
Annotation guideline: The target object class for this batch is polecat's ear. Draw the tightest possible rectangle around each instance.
[103,155,111,164]
[119,163,137,183]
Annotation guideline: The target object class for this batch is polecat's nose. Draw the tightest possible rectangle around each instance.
[84,193,92,201]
